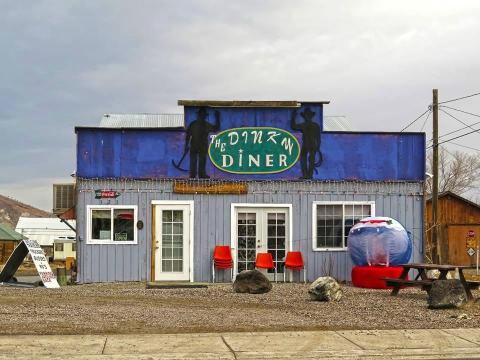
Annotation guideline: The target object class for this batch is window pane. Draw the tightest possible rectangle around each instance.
[268,238,276,249]
[238,237,246,249]
[277,213,285,224]
[172,235,183,247]
[162,260,172,272]
[172,260,183,272]
[163,223,172,234]
[268,225,276,237]
[172,210,183,222]
[344,205,354,217]
[316,204,343,249]
[172,247,183,259]
[91,209,111,240]
[162,247,172,259]
[172,223,183,235]
[113,209,134,241]
[238,262,246,272]
[162,210,172,222]
[238,225,246,236]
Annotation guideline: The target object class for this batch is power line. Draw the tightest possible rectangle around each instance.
[399,108,430,132]
[426,117,480,145]
[439,91,480,104]
[427,127,480,148]
[420,110,432,132]
[439,108,480,136]
[448,141,480,152]
[440,105,480,119]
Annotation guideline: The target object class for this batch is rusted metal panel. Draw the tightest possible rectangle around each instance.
[173,181,247,194]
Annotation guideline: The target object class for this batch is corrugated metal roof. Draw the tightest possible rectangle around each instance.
[0,224,24,241]
[99,113,351,131]
[177,100,330,107]
[15,217,76,246]
[100,114,184,128]
[324,116,352,131]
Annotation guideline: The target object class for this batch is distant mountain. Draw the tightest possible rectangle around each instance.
[0,194,53,228]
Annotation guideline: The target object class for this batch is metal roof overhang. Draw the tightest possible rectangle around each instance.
[177,100,330,107]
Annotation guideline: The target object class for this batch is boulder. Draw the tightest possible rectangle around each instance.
[233,270,272,294]
[428,279,468,309]
[309,276,342,301]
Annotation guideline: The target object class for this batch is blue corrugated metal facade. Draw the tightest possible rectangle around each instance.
[75,100,426,283]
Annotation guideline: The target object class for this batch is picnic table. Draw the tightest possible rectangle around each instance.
[383,263,476,301]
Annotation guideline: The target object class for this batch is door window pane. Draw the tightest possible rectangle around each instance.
[237,212,256,272]
[161,209,184,273]
[266,212,286,274]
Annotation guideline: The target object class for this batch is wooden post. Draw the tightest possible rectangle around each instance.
[432,89,440,263]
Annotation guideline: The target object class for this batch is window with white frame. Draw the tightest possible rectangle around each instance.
[313,202,375,250]
[87,205,138,244]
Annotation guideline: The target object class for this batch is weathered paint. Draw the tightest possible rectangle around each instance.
[76,179,424,283]
[183,105,325,131]
[76,129,425,181]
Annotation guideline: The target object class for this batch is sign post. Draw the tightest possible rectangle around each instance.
[466,230,478,275]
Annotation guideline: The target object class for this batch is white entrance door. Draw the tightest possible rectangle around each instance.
[234,207,289,280]
[154,204,191,281]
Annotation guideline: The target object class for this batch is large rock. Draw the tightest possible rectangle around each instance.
[309,276,342,301]
[428,279,468,309]
[233,270,272,294]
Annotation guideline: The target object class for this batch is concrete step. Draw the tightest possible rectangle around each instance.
[146,281,209,289]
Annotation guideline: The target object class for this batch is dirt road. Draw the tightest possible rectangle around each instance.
[0,283,478,334]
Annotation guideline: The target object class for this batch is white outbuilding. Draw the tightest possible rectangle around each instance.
[15,217,76,258]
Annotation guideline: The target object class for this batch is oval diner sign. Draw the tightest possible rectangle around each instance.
[208,127,300,174]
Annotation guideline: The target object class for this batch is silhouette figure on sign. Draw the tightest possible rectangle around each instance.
[291,107,322,179]
[184,107,221,178]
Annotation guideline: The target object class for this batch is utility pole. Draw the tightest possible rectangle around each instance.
[432,89,439,263]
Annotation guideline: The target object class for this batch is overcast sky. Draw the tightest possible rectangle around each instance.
[1,1,480,210]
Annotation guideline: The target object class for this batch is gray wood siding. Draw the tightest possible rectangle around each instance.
[76,180,424,283]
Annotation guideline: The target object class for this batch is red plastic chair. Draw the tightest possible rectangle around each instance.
[212,246,233,282]
[284,251,306,283]
[255,252,276,282]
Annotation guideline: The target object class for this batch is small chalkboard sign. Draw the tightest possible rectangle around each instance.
[114,233,128,241]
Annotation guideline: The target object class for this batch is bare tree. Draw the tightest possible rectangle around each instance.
[425,147,480,195]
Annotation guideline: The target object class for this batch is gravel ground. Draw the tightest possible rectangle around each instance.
[0,283,478,335]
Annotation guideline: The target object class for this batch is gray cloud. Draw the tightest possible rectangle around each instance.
[1,0,480,209]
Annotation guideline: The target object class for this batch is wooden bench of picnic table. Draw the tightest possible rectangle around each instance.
[383,278,480,290]
[383,277,433,290]
[384,263,476,301]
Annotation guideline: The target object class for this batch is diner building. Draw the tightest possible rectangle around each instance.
[75,100,425,283]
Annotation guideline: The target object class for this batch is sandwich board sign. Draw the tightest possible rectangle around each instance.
[0,239,60,288]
